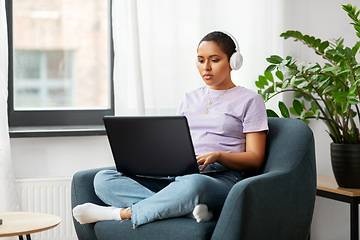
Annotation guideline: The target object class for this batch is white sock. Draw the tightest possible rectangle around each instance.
[190,204,213,223]
[72,203,122,224]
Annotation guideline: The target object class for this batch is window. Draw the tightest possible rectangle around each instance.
[14,50,74,108]
[6,0,114,137]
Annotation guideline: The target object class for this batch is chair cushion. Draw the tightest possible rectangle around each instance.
[94,217,217,240]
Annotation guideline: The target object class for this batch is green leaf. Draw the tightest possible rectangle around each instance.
[280,31,303,40]
[266,109,279,117]
[263,92,269,102]
[305,111,314,118]
[302,119,310,124]
[303,35,311,43]
[342,101,349,113]
[290,57,298,65]
[300,109,307,120]
[348,94,359,104]
[303,63,317,72]
[345,47,354,59]
[327,49,337,55]
[311,100,318,113]
[264,71,274,82]
[255,80,264,89]
[294,91,303,99]
[318,41,329,52]
[294,31,304,40]
[266,65,277,72]
[297,81,309,88]
[303,93,312,102]
[293,99,303,115]
[278,59,289,71]
[339,69,351,75]
[286,68,298,76]
[313,39,321,48]
[290,107,299,116]
[275,71,284,80]
[354,24,360,33]
[323,85,337,94]
[281,79,289,89]
[332,91,348,103]
[263,86,276,95]
[349,83,358,94]
[279,101,290,118]
[321,66,340,73]
[305,36,315,45]
[290,76,296,88]
[352,41,360,55]
[259,75,268,86]
[266,55,283,64]
[318,77,331,90]
[280,31,290,39]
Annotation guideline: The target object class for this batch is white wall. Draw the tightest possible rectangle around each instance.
[282,0,359,239]
[10,136,114,179]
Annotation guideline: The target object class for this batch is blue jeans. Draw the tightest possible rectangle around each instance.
[94,167,242,227]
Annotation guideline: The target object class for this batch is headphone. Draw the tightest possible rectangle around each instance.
[197,31,243,70]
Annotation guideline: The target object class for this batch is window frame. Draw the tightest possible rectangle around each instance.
[6,0,114,137]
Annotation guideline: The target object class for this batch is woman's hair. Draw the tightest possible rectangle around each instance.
[198,31,236,61]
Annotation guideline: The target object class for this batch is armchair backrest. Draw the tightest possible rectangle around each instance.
[264,117,316,175]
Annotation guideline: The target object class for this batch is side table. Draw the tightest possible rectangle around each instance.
[0,212,61,240]
[317,175,360,240]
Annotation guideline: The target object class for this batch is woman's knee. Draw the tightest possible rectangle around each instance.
[93,170,120,196]
[175,174,213,196]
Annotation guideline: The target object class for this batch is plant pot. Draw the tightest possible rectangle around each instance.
[331,143,360,189]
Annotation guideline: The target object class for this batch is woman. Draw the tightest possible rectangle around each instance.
[73,31,268,228]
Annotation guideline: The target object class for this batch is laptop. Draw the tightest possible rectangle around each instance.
[103,116,200,177]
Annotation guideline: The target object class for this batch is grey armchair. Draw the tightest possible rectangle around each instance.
[71,117,317,240]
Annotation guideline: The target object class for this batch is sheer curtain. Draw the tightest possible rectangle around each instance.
[0,0,18,214]
[112,0,284,116]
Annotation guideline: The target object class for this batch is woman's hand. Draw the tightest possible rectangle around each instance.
[196,131,267,172]
[196,152,220,172]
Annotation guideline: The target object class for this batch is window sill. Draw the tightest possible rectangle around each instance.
[9,125,106,138]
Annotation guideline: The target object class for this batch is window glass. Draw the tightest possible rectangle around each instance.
[12,0,110,111]
[14,50,74,108]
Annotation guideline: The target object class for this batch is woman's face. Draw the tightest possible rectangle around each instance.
[197,41,233,90]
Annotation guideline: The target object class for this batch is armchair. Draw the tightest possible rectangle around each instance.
[71,117,316,240]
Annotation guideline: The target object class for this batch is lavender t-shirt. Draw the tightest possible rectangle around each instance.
[177,86,268,156]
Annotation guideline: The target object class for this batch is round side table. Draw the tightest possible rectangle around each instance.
[0,212,61,240]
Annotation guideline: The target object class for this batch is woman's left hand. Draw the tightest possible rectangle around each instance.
[196,152,220,172]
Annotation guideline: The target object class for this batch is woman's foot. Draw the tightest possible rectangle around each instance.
[73,203,128,224]
[190,204,213,222]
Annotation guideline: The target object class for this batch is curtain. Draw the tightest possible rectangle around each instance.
[0,0,19,213]
[112,0,284,116]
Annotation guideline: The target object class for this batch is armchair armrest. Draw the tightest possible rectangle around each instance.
[71,166,115,240]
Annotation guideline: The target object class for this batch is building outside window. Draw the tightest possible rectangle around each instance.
[14,50,74,109]
[7,0,113,134]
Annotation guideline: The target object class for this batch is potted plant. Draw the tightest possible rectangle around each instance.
[255,4,360,188]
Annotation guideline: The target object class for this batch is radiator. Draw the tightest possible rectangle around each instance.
[15,177,77,240]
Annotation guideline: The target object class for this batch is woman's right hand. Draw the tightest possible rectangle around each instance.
[196,152,220,171]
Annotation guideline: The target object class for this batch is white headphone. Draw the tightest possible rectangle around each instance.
[197,31,243,70]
